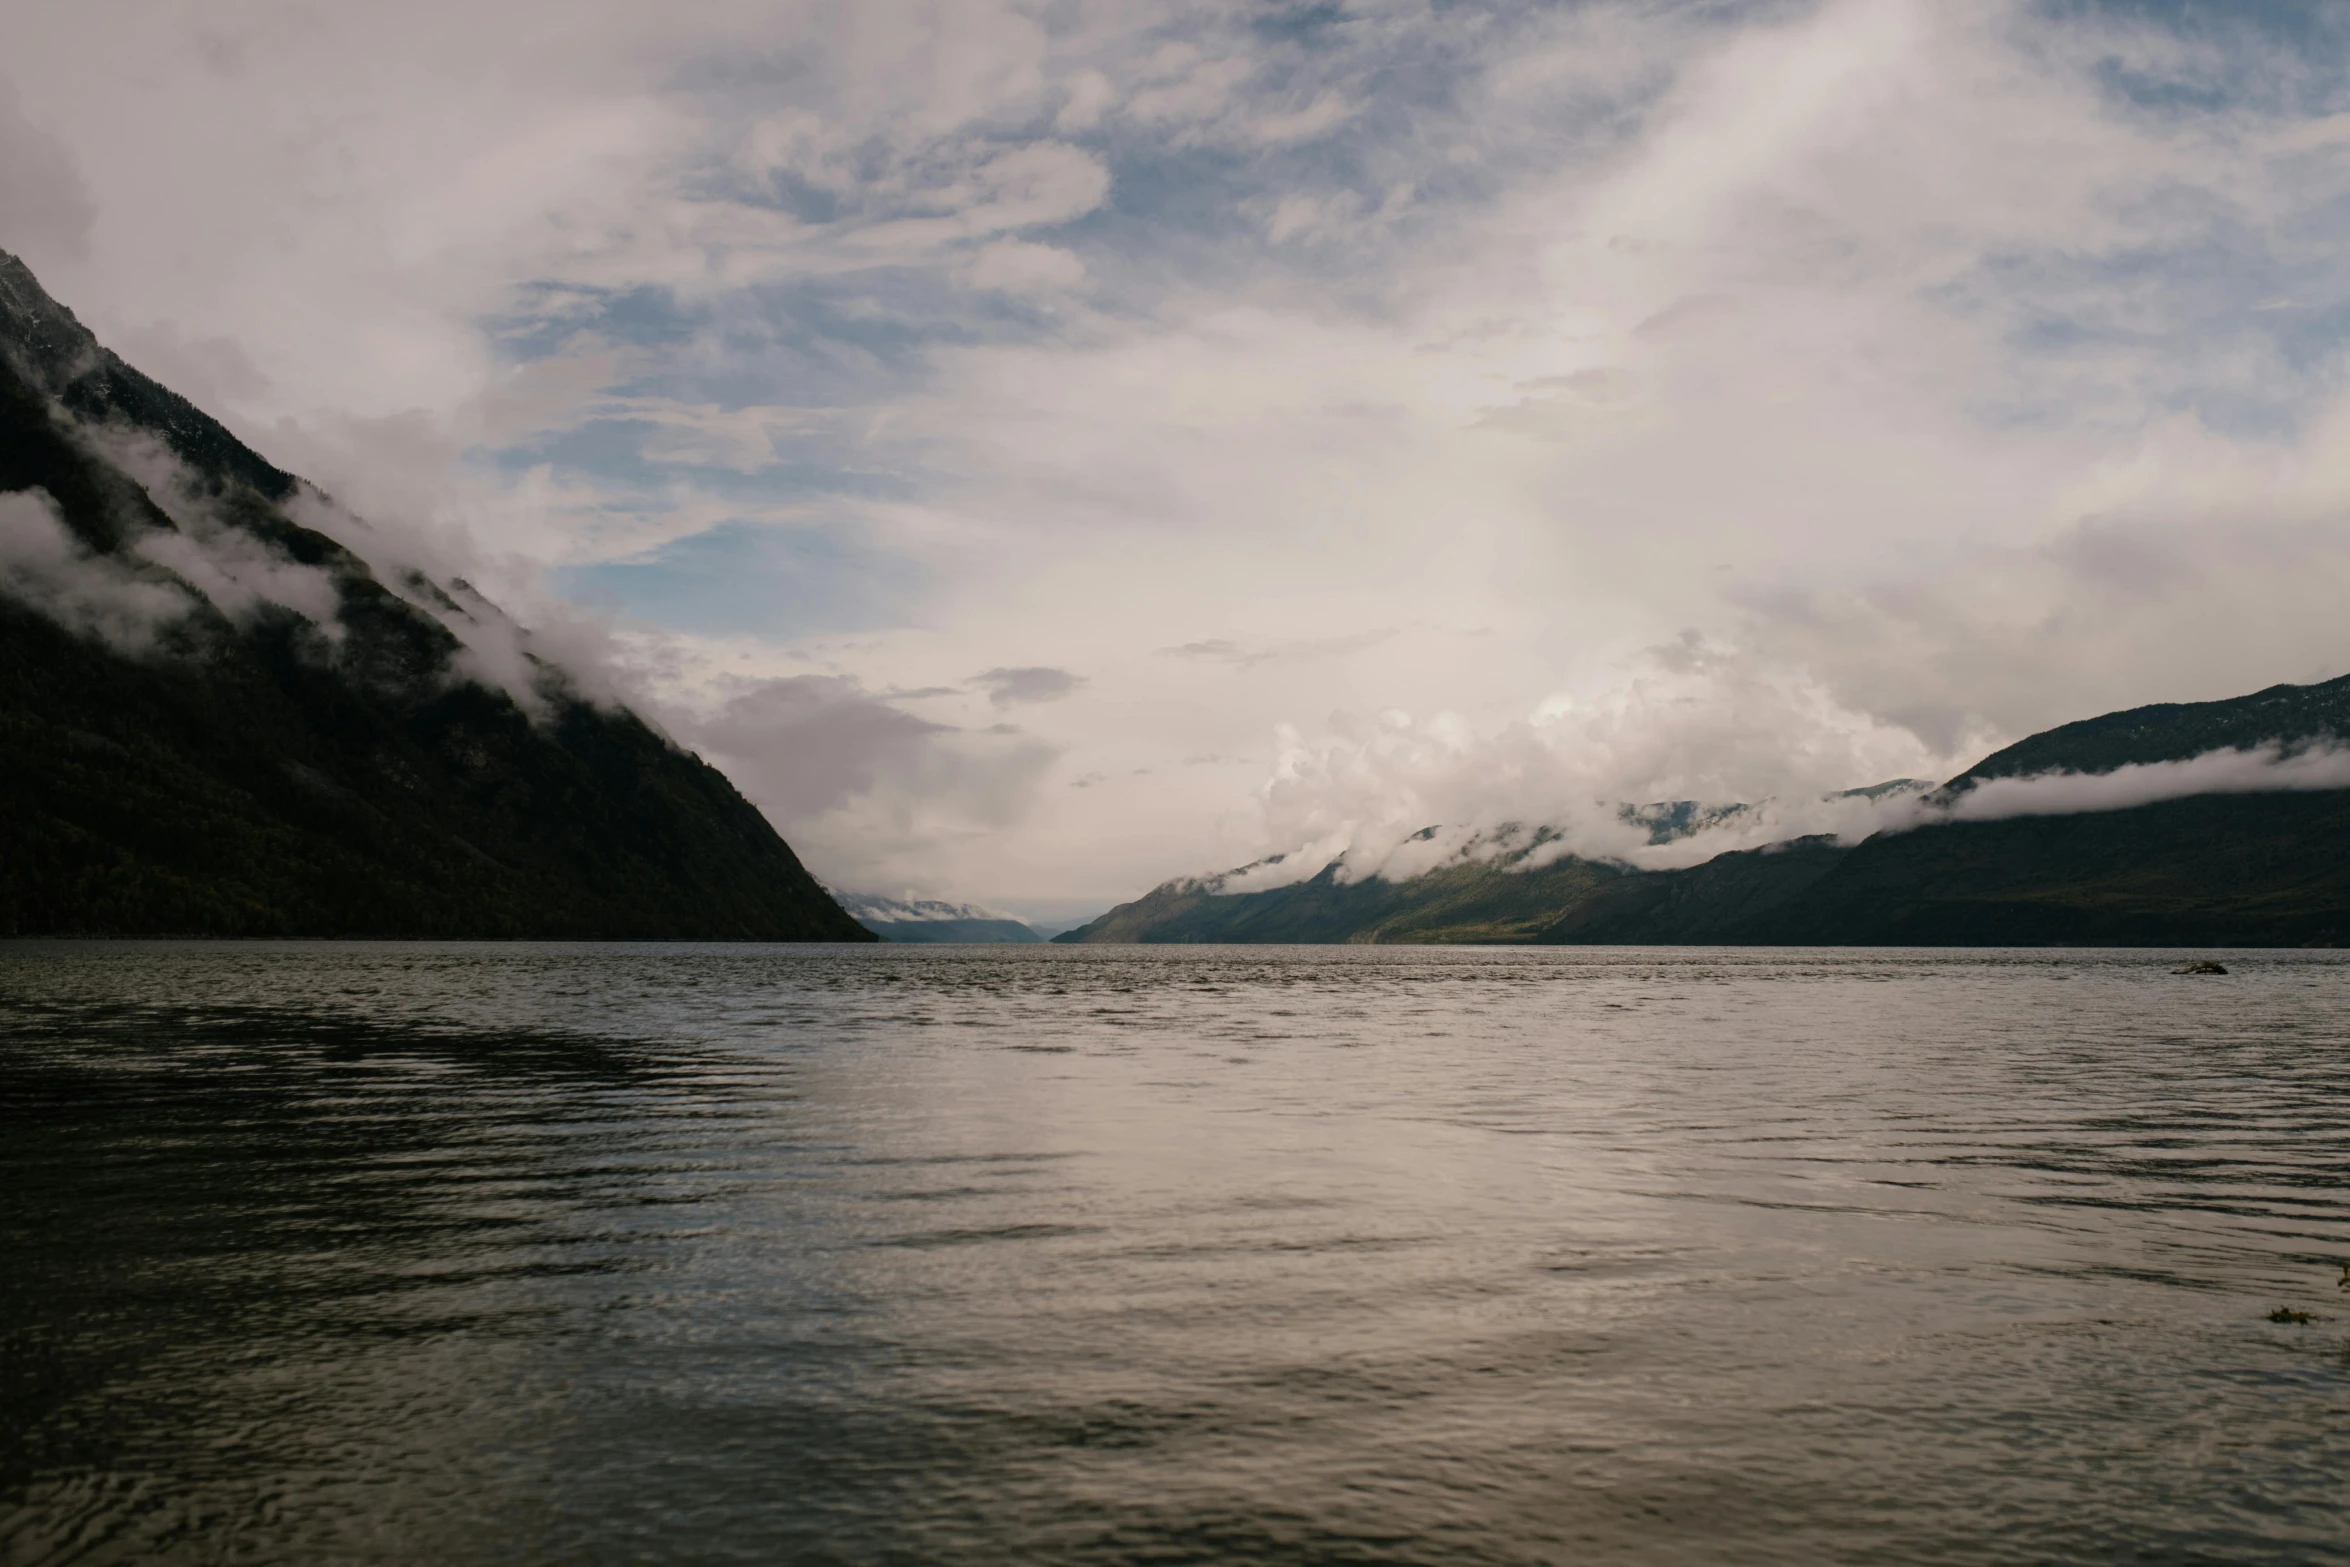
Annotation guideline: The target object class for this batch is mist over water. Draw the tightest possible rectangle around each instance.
[5,942,2349,1566]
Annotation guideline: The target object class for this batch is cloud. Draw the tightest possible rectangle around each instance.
[1160,630,1398,670]
[690,673,951,820]
[1237,637,1960,883]
[972,664,1083,707]
[0,488,196,655]
[0,81,94,275]
[682,670,1059,890]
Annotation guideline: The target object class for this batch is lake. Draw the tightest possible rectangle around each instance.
[4,942,2348,1565]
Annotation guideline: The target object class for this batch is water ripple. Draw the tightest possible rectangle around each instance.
[4,942,2348,1564]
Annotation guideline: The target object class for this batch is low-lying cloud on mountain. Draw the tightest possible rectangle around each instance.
[1238,636,1956,881]
[1940,743,2350,826]
[1189,733,2350,898]
[13,1,2350,913]
[0,488,205,654]
[0,411,604,723]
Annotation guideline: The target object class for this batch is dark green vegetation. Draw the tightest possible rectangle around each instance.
[1060,677,2350,948]
[1563,790,2350,947]
[0,252,870,939]
[1534,838,1841,944]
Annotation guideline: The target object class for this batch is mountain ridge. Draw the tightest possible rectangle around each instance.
[1058,676,2350,948]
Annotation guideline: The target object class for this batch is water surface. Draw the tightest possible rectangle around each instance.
[5,943,2348,1564]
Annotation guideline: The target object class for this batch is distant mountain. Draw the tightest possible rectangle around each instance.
[1053,829,1623,944]
[833,893,1043,944]
[1062,679,2350,948]
[0,250,873,940]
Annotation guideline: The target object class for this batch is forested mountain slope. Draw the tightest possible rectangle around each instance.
[0,251,871,940]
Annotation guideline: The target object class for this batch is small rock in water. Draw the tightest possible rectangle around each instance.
[2172,960,2229,975]
[2268,1306,2316,1324]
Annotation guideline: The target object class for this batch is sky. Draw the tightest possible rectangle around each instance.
[7,0,2350,923]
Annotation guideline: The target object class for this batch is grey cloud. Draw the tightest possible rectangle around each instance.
[1164,637,1248,662]
[972,664,1083,707]
[0,82,94,274]
[685,671,1059,887]
[692,674,950,821]
[2040,519,2200,601]
[103,323,271,414]
[1730,505,2350,759]
[1160,629,1396,670]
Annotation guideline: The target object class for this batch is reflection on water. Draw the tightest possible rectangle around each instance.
[4,943,2349,1565]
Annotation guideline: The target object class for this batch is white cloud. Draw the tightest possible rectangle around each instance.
[1240,637,1958,880]
[1940,743,2350,823]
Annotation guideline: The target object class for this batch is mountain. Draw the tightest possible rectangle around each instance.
[1952,675,2350,782]
[1545,675,2350,946]
[1542,792,2350,947]
[833,893,1044,943]
[1052,830,1624,944]
[1534,836,1849,944]
[1062,678,2350,948]
[0,250,872,940]
[1543,675,2350,947]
